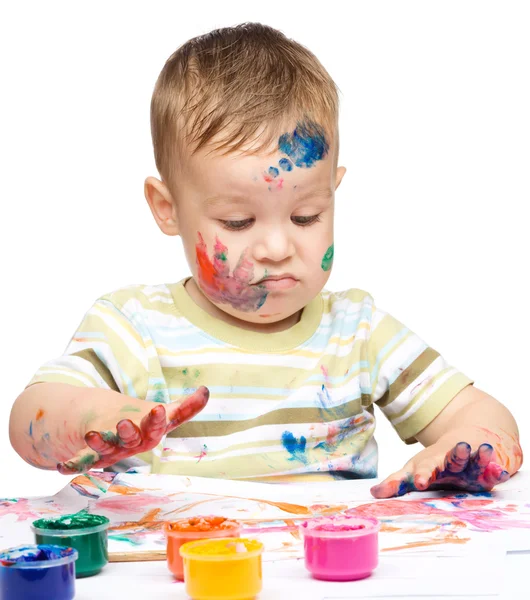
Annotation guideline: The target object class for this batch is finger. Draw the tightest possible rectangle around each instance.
[85,430,119,456]
[414,462,441,491]
[482,462,510,488]
[444,442,471,473]
[57,448,100,475]
[469,443,493,478]
[141,404,168,444]
[116,419,142,449]
[166,386,210,432]
[371,470,415,499]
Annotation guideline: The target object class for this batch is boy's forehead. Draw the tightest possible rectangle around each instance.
[185,146,336,199]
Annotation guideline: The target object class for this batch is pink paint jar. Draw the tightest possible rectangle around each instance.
[165,516,241,580]
[300,515,379,581]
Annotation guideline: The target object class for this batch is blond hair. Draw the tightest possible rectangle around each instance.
[150,23,339,184]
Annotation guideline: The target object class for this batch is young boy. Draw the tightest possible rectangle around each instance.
[9,23,522,498]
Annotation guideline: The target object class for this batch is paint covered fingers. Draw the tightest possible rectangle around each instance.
[371,441,511,498]
[430,442,510,492]
[57,389,209,474]
[166,386,210,432]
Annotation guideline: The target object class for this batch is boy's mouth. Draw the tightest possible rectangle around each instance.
[254,274,299,291]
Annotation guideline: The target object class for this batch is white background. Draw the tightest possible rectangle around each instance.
[1,1,529,498]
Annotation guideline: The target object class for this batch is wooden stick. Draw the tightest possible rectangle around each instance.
[109,549,166,563]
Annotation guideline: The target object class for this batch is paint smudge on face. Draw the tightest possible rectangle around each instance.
[281,431,308,465]
[263,121,329,190]
[279,158,293,172]
[321,244,334,271]
[195,232,269,312]
[278,120,329,168]
[263,170,284,191]
[36,409,45,421]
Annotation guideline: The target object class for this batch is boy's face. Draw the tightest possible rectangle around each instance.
[147,122,345,329]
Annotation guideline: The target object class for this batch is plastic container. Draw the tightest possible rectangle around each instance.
[0,544,78,600]
[165,516,241,580]
[300,515,379,581]
[32,512,109,578]
[180,537,263,600]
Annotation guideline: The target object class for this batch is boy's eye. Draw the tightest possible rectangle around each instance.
[291,215,321,226]
[219,218,254,231]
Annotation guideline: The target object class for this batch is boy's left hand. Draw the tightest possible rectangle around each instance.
[370,439,510,499]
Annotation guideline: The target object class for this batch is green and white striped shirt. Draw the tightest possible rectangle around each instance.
[28,279,472,481]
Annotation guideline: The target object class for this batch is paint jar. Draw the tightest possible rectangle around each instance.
[300,515,379,581]
[180,537,263,600]
[32,512,109,578]
[0,544,78,600]
[165,516,241,580]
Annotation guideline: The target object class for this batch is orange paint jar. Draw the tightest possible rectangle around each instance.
[180,538,263,600]
[165,516,241,580]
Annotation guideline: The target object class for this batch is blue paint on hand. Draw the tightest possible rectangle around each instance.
[282,431,308,464]
[278,120,329,168]
[278,158,293,172]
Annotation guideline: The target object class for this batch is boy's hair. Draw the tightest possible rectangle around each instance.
[151,22,339,184]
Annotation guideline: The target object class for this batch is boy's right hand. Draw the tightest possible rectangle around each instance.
[57,386,209,475]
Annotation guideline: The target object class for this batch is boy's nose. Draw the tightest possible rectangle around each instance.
[252,229,295,263]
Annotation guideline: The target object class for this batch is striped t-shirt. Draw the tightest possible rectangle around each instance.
[28,279,472,481]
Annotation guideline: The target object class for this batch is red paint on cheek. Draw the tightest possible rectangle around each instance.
[194,232,268,312]
[196,233,219,289]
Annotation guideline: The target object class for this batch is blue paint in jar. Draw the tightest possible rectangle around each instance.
[0,545,78,600]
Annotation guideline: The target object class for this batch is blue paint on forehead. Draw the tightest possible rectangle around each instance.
[278,158,293,172]
[278,121,329,168]
[268,166,280,178]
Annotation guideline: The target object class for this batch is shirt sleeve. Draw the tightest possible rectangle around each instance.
[26,297,150,400]
[367,305,473,443]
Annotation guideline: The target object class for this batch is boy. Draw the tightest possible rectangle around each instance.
[9,23,522,498]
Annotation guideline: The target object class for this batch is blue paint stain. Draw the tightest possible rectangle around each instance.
[278,158,293,171]
[281,431,308,464]
[28,421,33,438]
[397,475,416,496]
[268,166,279,178]
[278,120,329,168]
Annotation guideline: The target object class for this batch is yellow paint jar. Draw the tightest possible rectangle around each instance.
[180,538,263,600]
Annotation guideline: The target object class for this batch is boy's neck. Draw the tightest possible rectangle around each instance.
[184,277,301,333]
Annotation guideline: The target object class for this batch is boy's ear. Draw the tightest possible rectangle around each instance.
[335,166,347,189]
[144,177,179,236]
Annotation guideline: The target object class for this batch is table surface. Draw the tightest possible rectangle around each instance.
[6,471,530,600]
[76,470,530,600]
[74,552,528,600]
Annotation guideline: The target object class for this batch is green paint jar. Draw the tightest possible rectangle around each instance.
[32,513,109,578]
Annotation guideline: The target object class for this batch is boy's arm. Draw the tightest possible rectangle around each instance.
[9,382,209,473]
[371,385,523,498]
